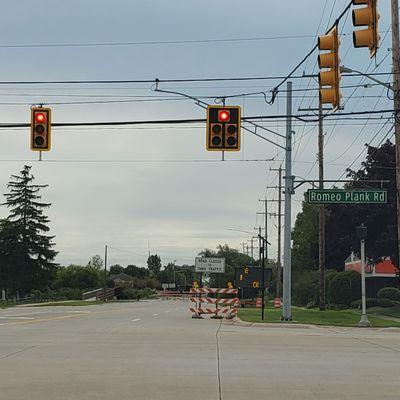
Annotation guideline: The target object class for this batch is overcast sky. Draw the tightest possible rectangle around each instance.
[0,1,394,268]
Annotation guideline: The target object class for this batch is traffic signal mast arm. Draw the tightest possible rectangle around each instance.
[154,82,286,150]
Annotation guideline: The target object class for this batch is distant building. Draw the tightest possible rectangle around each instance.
[108,273,135,288]
[345,252,399,297]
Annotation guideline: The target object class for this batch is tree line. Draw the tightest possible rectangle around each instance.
[0,166,256,300]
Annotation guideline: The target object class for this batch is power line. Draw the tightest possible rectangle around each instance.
[0,109,395,129]
[0,158,274,164]
[0,72,394,86]
[332,120,394,184]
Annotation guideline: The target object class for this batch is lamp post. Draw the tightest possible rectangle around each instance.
[173,260,177,290]
[356,224,371,327]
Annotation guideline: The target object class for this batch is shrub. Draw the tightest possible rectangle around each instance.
[292,270,319,306]
[120,288,140,300]
[377,287,400,302]
[55,288,82,300]
[306,301,317,309]
[377,298,396,308]
[142,288,155,298]
[327,270,361,306]
[350,298,379,309]
[328,304,349,311]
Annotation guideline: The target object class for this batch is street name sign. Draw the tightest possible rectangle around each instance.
[307,189,387,204]
[195,257,225,273]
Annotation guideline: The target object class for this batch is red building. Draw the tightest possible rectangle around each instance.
[345,252,399,297]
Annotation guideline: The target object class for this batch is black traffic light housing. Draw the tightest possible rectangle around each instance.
[206,105,241,151]
[31,107,51,151]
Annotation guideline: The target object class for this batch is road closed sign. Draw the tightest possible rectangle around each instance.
[195,257,225,273]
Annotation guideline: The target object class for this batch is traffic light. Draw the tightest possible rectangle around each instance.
[206,105,241,151]
[31,107,51,151]
[318,24,341,111]
[352,0,380,58]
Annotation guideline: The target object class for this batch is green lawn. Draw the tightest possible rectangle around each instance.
[368,305,400,319]
[238,307,400,327]
[30,300,103,307]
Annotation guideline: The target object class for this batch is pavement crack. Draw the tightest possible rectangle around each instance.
[351,336,400,353]
[0,345,38,361]
[215,319,223,400]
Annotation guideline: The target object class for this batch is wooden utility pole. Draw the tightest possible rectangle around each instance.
[391,0,400,267]
[258,195,282,296]
[270,167,283,298]
[318,103,326,311]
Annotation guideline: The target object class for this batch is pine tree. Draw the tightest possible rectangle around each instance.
[0,165,58,294]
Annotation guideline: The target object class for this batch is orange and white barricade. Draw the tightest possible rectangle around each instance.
[274,297,282,308]
[189,288,239,319]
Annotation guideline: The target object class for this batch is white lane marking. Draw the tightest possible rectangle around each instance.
[174,308,179,311]
[165,310,171,313]
[0,323,5,326]
[131,318,141,322]
[67,311,92,314]
[0,316,35,320]
[152,313,159,316]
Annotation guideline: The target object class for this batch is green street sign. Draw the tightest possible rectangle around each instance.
[307,189,387,204]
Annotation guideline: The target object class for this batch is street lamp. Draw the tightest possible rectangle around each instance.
[340,66,393,91]
[356,224,371,327]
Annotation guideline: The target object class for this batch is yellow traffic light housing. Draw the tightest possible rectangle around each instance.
[31,107,52,151]
[318,24,341,111]
[206,105,241,151]
[352,0,380,58]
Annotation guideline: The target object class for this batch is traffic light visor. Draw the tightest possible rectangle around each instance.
[352,0,370,5]
[353,7,373,26]
[318,53,335,69]
[353,29,374,48]
[319,70,336,87]
[318,34,335,51]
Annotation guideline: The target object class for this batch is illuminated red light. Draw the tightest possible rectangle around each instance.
[35,112,46,123]
[218,110,230,122]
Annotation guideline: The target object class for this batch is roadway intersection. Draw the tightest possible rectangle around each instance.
[0,300,399,400]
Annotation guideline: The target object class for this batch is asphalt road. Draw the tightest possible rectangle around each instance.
[0,300,399,400]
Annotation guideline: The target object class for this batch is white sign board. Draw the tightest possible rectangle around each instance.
[162,283,176,290]
[195,257,225,273]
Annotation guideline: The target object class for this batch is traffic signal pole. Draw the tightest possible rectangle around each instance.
[391,0,400,267]
[318,102,326,311]
[283,81,293,321]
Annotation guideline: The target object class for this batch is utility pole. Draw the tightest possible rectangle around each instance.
[318,102,326,311]
[249,237,254,260]
[257,198,269,262]
[283,81,293,321]
[270,166,283,298]
[259,226,266,321]
[265,199,268,262]
[104,244,108,302]
[391,0,400,267]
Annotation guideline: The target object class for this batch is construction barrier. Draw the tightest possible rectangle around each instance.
[157,291,192,300]
[189,288,239,319]
[274,297,282,308]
